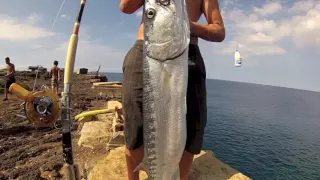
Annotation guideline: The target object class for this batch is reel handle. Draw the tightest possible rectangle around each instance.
[9,83,33,102]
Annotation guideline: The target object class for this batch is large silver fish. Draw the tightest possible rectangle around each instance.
[134,0,190,179]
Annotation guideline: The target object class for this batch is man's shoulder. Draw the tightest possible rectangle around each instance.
[7,63,14,69]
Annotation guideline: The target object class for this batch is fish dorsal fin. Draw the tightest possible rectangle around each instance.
[133,162,145,172]
[133,162,149,175]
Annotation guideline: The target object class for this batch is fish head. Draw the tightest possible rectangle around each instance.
[144,0,190,61]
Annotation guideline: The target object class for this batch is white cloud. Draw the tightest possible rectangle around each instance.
[247,32,276,44]
[219,0,320,58]
[288,0,315,13]
[136,10,143,18]
[27,12,43,24]
[289,2,320,47]
[248,20,277,33]
[0,14,55,41]
[30,44,43,50]
[0,10,125,72]
[220,9,286,57]
[22,39,126,72]
[60,14,70,20]
[9,26,127,72]
[253,2,282,16]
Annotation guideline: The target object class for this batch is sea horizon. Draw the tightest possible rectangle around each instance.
[99,72,320,93]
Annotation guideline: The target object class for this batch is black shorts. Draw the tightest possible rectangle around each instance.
[122,41,207,155]
[5,77,16,89]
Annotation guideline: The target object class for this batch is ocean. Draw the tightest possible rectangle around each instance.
[104,72,320,180]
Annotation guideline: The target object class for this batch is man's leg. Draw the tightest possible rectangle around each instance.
[180,44,208,179]
[3,89,8,101]
[51,80,55,92]
[3,80,9,101]
[122,40,144,180]
[180,78,207,179]
[179,150,194,180]
[125,145,144,180]
[55,83,59,95]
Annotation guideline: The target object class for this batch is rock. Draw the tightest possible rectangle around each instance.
[77,116,94,122]
[95,113,114,122]
[189,151,251,180]
[114,123,124,132]
[90,79,100,83]
[107,101,122,110]
[228,173,251,180]
[106,131,125,150]
[85,75,108,82]
[88,146,251,180]
[92,83,122,98]
[78,121,112,149]
[93,82,122,86]
[111,107,123,133]
[88,146,148,180]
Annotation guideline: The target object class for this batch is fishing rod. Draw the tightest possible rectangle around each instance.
[6,1,86,178]
[60,0,86,179]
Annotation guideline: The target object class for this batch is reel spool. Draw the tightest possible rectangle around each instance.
[9,83,60,127]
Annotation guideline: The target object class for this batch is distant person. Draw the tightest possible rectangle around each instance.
[3,57,16,101]
[49,61,61,95]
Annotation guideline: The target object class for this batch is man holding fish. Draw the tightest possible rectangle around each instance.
[120,0,225,179]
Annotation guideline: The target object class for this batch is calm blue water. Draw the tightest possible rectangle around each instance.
[104,72,320,180]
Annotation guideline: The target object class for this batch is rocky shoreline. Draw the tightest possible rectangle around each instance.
[0,71,250,180]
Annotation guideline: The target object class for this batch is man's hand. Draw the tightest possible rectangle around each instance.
[119,0,144,14]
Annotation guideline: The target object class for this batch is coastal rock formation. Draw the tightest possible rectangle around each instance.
[91,82,122,99]
[77,101,124,150]
[76,100,251,180]
[87,146,251,180]
[78,121,112,149]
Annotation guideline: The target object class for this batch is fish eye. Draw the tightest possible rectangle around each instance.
[146,8,156,19]
[159,0,170,6]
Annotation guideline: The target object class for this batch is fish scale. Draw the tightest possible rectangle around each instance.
[134,0,190,179]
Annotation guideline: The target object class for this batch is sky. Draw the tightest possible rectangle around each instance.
[0,0,319,92]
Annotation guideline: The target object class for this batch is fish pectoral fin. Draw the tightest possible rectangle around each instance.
[133,163,146,173]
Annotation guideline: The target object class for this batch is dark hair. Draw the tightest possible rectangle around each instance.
[5,57,10,61]
[54,61,58,65]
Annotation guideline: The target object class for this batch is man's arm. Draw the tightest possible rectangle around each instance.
[119,0,144,14]
[190,0,225,42]
[58,68,61,81]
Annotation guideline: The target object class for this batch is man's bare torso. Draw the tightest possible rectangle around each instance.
[136,0,203,44]
[6,63,14,76]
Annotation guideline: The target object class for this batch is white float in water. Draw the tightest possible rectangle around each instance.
[234,50,242,67]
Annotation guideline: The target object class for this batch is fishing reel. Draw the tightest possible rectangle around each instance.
[9,83,60,127]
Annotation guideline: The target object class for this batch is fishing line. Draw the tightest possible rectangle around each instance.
[51,0,67,31]
[47,0,67,47]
